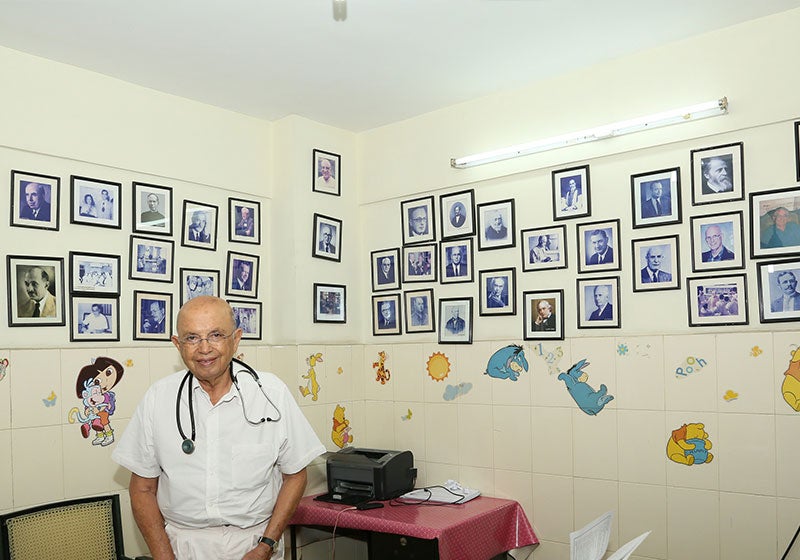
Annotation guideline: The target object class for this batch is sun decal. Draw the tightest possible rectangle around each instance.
[427,352,451,382]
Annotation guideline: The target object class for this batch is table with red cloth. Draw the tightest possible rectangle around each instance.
[288,493,538,560]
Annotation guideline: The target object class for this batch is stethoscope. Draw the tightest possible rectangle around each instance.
[176,357,282,455]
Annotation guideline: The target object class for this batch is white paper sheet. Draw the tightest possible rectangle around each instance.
[570,511,613,560]
[607,531,651,560]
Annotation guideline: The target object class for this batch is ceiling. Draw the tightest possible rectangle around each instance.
[1,1,798,132]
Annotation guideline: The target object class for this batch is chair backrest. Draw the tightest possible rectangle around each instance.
[0,494,126,560]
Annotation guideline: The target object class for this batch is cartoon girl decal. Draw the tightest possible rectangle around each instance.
[70,357,125,447]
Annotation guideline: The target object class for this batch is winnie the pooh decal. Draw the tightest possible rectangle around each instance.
[666,423,713,466]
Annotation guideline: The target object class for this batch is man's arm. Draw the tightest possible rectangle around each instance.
[129,473,175,560]
[245,468,308,560]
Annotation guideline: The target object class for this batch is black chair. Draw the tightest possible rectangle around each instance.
[0,494,149,560]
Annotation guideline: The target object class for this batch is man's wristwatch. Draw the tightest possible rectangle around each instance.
[258,536,277,553]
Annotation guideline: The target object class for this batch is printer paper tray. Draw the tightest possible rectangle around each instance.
[314,492,373,506]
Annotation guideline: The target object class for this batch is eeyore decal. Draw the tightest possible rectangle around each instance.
[485,345,528,381]
[557,359,613,415]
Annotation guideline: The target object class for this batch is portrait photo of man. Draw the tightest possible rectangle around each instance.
[641,180,671,219]
[587,284,613,321]
[532,299,556,331]
[81,303,111,334]
[19,181,52,222]
[408,206,429,237]
[701,155,734,194]
[770,270,800,312]
[560,176,582,212]
[235,205,254,237]
[98,189,114,220]
[484,210,508,240]
[761,206,800,249]
[450,202,467,228]
[18,265,58,318]
[445,306,465,334]
[140,300,166,334]
[445,246,467,278]
[377,300,396,330]
[318,225,336,253]
[140,192,166,227]
[315,157,336,191]
[186,209,211,243]
[585,228,614,266]
[486,276,507,308]
[231,260,253,292]
[376,256,395,285]
[640,245,673,283]
[701,224,735,262]
[409,296,429,327]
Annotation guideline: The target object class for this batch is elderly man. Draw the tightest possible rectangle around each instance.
[445,307,465,334]
[410,297,428,326]
[446,247,467,277]
[236,206,254,237]
[701,224,734,262]
[408,207,428,237]
[141,193,166,226]
[318,227,335,253]
[188,210,211,243]
[532,300,556,331]
[485,211,508,240]
[377,256,395,285]
[315,158,336,190]
[19,266,57,317]
[771,271,800,312]
[641,181,670,218]
[20,182,52,221]
[640,246,672,283]
[701,156,733,194]
[588,285,613,321]
[378,301,396,329]
[487,277,507,308]
[763,207,800,249]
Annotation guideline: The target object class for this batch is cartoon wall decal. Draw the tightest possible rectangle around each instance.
[427,352,451,382]
[781,346,800,411]
[674,356,707,377]
[299,352,322,401]
[372,351,391,385]
[337,366,343,375]
[750,346,763,357]
[125,358,134,367]
[666,423,714,465]
[42,391,57,407]
[557,359,614,415]
[0,358,9,381]
[533,343,564,375]
[443,382,473,401]
[723,389,738,402]
[485,345,528,381]
[331,404,354,448]
[617,344,629,356]
[400,408,413,421]
[68,357,125,446]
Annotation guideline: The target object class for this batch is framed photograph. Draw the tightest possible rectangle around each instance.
[70,297,119,342]
[133,290,172,341]
[477,199,516,251]
[133,182,172,235]
[439,297,472,344]
[757,260,800,323]
[749,187,800,259]
[180,268,220,305]
[372,293,401,336]
[687,274,748,327]
[577,276,620,329]
[313,213,342,262]
[690,211,745,272]
[314,283,346,323]
[229,197,261,244]
[521,225,568,272]
[401,195,436,245]
[552,164,590,221]
[404,288,435,333]
[371,247,401,292]
[523,289,564,341]
[577,219,621,273]
[402,244,437,283]
[631,235,681,292]
[181,200,218,251]
[795,120,800,182]
[229,299,262,339]
[440,189,475,239]
[631,167,681,228]
[6,255,66,327]
[312,148,341,196]
[10,170,60,231]
[70,175,122,229]
[479,267,516,316]
[690,142,744,205]
[69,251,120,295]
[226,251,259,299]
[440,238,473,284]
[129,235,174,283]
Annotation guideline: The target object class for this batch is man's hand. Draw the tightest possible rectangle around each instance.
[242,543,272,560]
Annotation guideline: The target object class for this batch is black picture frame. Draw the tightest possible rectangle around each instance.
[690,142,744,205]
[6,254,66,327]
[229,197,261,244]
[179,267,220,305]
[577,219,621,274]
[440,238,474,284]
[440,189,476,240]
[129,235,174,283]
[70,296,119,342]
[757,260,800,323]
[133,290,172,341]
[439,297,473,344]
[690,211,745,272]
[404,288,435,333]
[477,199,516,251]
[795,120,800,183]
[402,244,437,283]
[630,167,681,228]
[631,235,681,292]
[401,195,436,245]
[229,299,263,339]
[314,283,346,323]
[181,200,218,251]
[70,175,122,229]
[521,225,568,272]
[372,293,402,336]
[132,182,173,236]
[69,251,121,296]
[523,289,564,341]
[312,213,342,262]
[371,247,401,292]
[479,267,516,316]
[749,187,800,259]
[577,276,620,329]
[10,170,60,231]
[312,148,341,196]
[552,164,590,221]
[687,274,748,327]
[226,251,260,299]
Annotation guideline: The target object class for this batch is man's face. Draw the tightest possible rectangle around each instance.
[568,179,577,191]
[381,258,391,272]
[191,212,206,230]
[241,207,250,220]
[453,205,462,217]
[451,308,460,319]
[705,158,732,190]
[147,194,159,211]
[91,305,101,316]
[414,298,424,313]
[320,160,332,180]
[451,250,462,264]
[381,303,392,320]
[101,190,110,201]
[25,183,42,210]
[705,226,723,252]
[491,214,503,230]
[779,273,798,295]
[150,302,165,323]
[591,233,608,255]
[492,278,505,296]
[238,263,251,282]
[651,182,663,198]
[646,248,664,272]
[594,286,609,308]
[774,209,790,232]
[538,302,551,319]
[23,268,48,302]
[322,229,331,243]
[410,208,427,234]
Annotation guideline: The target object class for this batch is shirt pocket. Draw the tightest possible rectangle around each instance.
[231,444,277,490]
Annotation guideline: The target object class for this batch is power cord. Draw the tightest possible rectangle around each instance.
[329,505,357,559]
[389,485,469,506]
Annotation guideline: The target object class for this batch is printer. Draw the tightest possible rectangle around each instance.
[316,447,416,505]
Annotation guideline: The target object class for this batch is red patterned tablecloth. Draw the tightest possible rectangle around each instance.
[290,494,538,560]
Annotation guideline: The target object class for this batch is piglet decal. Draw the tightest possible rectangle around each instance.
[557,359,613,415]
[485,345,528,381]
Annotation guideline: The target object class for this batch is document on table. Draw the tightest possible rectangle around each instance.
[607,531,651,560]
[570,510,649,560]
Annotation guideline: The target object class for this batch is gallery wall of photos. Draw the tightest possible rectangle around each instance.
[366,120,800,342]
[2,149,269,347]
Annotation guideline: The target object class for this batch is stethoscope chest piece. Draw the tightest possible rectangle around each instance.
[181,438,196,455]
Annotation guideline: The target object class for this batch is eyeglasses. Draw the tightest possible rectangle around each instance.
[705,234,722,241]
[178,331,234,346]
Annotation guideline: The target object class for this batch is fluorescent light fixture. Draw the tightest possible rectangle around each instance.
[450,97,728,169]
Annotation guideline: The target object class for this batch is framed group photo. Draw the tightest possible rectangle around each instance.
[10,170,60,231]
[6,255,66,327]
[372,293,401,336]
[479,267,516,316]
[312,213,342,262]
[129,235,174,283]
[440,238,473,284]
[552,164,590,221]
[631,167,681,228]
[756,260,800,323]
[577,219,621,274]
[226,251,259,299]
[401,195,435,245]
[402,244,437,283]
[577,276,620,329]
[690,211,745,272]
[70,251,120,295]
[132,182,172,236]
[631,235,680,292]
[229,299,263,339]
[440,189,475,239]
[371,247,401,292]
[523,289,564,341]
[314,283,346,324]
[70,175,122,229]
[749,187,800,259]
[133,290,172,341]
[404,288,435,333]
[312,149,341,196]
[521,225,567,272]
[687,274,748,327]
[229,197,261,244]
[180,268,219,305]
[690,142,744,205]
[181,200,218,251]
[439,297,472,344]
[477,199,515,251]
[70,297,119,342]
